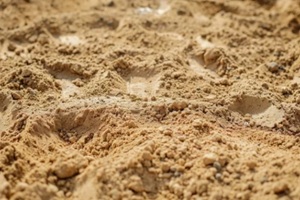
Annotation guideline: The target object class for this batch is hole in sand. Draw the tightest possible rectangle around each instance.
[229,95,284,128]
[125,72,161,98]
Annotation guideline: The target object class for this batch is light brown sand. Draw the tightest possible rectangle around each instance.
[1,0,300,199]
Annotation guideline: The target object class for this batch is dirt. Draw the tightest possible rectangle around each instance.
[0,0,300,199]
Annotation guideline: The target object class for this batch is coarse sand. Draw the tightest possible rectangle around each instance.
[1,0,300,199]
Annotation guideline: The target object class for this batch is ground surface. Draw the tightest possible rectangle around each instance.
[0,0,300,199]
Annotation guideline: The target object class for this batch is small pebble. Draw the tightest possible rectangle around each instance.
[22,69,32,77]
[266,62,280,73]
[215,173,222,181]
[273,182,289,194]
[281,87,292,95]
[213,161,222,172]
[151,96,157,101]
[127,176,144,193]
[169,101,188,111]
[246,161,257,170]
[142,151,153,161]
[11,91,22,100]
[203,153,218,166]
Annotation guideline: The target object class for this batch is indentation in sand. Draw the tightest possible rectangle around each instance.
[194,14,210,25]
[188,56,219,80]
[291,76,300,85]
[229,95,284,128]
[59,35,83,46]
[60,80,80,99]
[0,92,12,131]
[157,0,171,15]
[50,71,81,99]
[26,106,107,143]
[135,7,153,15]
[252,105,285,128]
[126,73,161,98]
[196,36,215,49]
[136,0,170,16]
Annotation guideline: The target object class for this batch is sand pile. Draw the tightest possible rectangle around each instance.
[1,0,300,199]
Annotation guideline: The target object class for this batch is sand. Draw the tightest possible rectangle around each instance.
[0,0,300,199]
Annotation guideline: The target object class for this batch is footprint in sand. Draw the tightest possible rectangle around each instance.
[125,72,161,98]
[229,95,284,128]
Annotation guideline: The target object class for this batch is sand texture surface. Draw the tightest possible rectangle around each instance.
[1,0,300,199]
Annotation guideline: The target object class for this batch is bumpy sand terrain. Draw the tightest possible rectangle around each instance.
[1,0,300,199]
